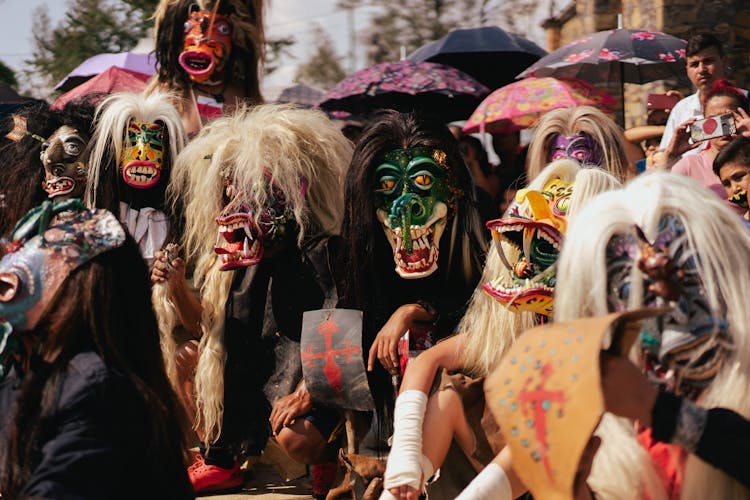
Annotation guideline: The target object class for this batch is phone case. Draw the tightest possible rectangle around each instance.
[689,114,736,142]
[647,93,680,111]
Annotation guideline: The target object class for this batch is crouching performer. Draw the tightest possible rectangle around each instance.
[151,104,352,494]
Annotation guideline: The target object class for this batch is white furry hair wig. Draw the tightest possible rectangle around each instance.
[526,106,631,183]
[556,172,750,499]
[458,159,621,378]
[84,91,187,210]
[157,103,352,443]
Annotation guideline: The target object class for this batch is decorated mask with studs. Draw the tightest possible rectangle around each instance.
[0,208,125,380]
[179,6,232,88]
[483,177,573,316]
[120,120,166,189]
[214,170,302,271]
[605,214,730,398]
[374,147,462,279]
[40,125,89,200]
[548,133,604,166]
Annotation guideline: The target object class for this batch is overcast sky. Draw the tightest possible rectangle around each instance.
[0,0,380,97]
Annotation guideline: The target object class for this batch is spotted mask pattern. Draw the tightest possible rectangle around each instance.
[179,7,232,88]
[120,120,165,189]
[214,170,302,271]
[374,147,462,279]
[40,125,89,200]
[605,214,731,398]
[483,178,573,316]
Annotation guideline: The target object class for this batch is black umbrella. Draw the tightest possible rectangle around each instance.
[407,26,547,90]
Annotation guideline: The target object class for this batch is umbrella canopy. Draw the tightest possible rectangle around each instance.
[518,29,686,84]
[55,52,157,92]
[318,60,489,122]
[52,66,151,110]
[275,83,325,108]
[408,26,547,90]
[463,77,618,134]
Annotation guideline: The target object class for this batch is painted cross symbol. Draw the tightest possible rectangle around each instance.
[301,317,361,396]
[517,362,566,480]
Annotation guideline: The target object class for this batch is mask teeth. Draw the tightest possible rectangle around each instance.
[243,236,250,258]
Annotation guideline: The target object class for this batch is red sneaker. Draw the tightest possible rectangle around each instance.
[311,461,338,499]
[189,459,243,494]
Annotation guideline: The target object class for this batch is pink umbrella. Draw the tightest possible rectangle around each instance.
[463,77,618,134]
[54,52,157,92]
[52,67,151,110]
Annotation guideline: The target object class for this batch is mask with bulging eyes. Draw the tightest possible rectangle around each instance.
[605,214,731,398]
[179,6,233,90]
[548,133,604,166]
[40,125,89,200]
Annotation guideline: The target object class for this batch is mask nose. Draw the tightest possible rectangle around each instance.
[0,273,19,302]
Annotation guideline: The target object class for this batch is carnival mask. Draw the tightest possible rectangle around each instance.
[483,177,573,316]
[548,133,604,166]
[120,120,166,189]
[374,147,461,279]
[0,208,125,379]
[40,125,89,200]
[605,214,730,398]
[179,7,232,87]
[214,172,301,271]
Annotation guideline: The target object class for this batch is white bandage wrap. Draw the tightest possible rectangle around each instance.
[455,463,512,500]
[382,390,431,493]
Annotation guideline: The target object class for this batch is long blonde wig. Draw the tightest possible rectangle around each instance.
[459,159,621,377]
[556,172,750,499]
[157,104,352,443]
[527,106,631,183]
[85,91,187,209]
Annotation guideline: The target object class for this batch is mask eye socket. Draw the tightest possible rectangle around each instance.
[64,142,80,156]
[412,173,433,189]
[378,177,397,194]
[225,183,236,200]
[555,197,570,213]
[184,21,193,33]
[216,22,230,36]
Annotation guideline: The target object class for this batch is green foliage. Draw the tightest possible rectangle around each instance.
[0,60,18,88]
[294,24,345,90]
[265,36,296,76]
[26,0,152,88]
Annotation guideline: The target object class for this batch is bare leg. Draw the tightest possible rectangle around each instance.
[422,388,482,474]
[277,419,328,464]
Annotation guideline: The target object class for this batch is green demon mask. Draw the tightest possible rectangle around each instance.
[374,147,461,279]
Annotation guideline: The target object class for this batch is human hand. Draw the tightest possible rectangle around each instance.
[368,304,433,374]
[151,248,186,286]
[600,353,658,427]
[269,382,312,435]
[387,484,421,500]
[664,118,700,160]
[666,89,684,101]
[733,108,750,139]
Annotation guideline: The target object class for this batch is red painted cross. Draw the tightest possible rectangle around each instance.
[517,362,566,480]
[301,317,361,396]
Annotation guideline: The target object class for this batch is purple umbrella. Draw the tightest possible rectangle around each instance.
[318,61,489,122]
[54,52,158,92]
[518,29,687,84]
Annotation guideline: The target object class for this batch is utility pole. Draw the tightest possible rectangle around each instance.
[337,0,361,73]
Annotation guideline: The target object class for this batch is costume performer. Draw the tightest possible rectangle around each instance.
[555,172,750,499]
[150,0,264,132]
[151,104,352,493]
[0,207,191,498]
[341,110,487,446]
[526,105,632,182]
[85,91,187,264]
[381,159,622,500]
[0,101,95,238]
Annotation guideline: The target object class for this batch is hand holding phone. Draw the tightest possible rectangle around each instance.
[689,113,736,143]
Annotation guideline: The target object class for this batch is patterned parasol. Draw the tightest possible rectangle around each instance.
[318,61,490,122]
[518,29,687,85]
[463,77,618,134]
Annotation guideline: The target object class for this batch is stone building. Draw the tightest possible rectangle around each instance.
[542,0,750,127]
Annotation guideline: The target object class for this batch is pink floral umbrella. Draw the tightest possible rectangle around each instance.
[318,60,489,122]
[517,29,686,84]
[463,77,618,134]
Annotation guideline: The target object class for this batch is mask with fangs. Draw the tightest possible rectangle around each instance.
[374,147,461,279]
[482,177,573,316]
[40,125,89,200]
